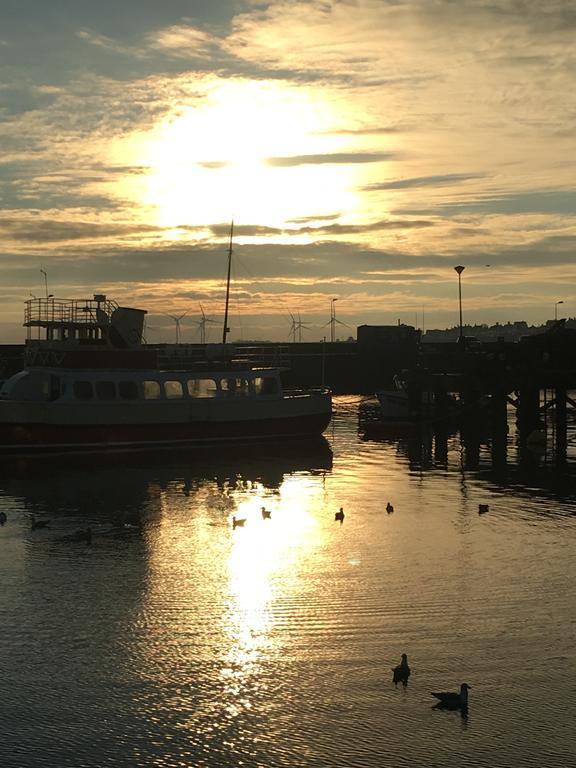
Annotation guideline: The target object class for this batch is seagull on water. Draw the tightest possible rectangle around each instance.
[392,653,411,687]
[431,683,471,709]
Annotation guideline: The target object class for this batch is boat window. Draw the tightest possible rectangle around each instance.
[253,377,278,396]
[73,381,93,400]
[220,377,249,397]
[118,381,138,400]
[49,375,61,401]
[187,378,217,398]
[96,381,116,400]
[164,380,183,399]
[142,380,161,399]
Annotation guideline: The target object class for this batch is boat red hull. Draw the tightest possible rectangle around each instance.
[0,412,332,453]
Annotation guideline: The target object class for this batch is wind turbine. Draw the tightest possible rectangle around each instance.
[322,298,351,342]
[288,312,311,343]
[193,304,219,344]
[167,310,190,344]
[142,317,159,344]
[40,267,49,299]
[288,313,298,343]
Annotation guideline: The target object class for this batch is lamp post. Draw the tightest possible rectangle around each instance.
[555,300,564,321]
[330,298,338,343]
[454,266,465,341]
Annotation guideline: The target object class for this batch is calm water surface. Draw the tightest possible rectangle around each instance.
[1,396,575,768]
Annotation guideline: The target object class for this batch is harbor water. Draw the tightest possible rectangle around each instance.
[1,396,575,768]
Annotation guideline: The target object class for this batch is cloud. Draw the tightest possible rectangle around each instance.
[0,217,159,243]
[147,25,224,60]
[77,29,146,59]
[398,189,576,217]
[288,214,342,224]
[266,151,397,167]
[362,173,486,191]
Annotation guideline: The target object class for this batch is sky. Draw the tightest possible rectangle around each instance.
[1,0,575,343]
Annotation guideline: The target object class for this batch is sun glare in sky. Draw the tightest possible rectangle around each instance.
[116,80,363,235]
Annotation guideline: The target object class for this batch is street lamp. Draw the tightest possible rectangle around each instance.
[454,265,465,341]
[554,300,564,321]
[330,298,338,342]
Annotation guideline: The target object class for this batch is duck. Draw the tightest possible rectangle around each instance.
[335,507,345,523]
[30,515,50,530]
[0,511,7,525]
[232,516,246,529]
[392,653,411,687]
[261,507,271,520]
[386,502,394,514]
[431,683,471,709]
[478,504,489,514]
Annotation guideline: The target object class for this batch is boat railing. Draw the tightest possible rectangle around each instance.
[155,343,291,370]
[232,345,290,369]
[24,297,119,330]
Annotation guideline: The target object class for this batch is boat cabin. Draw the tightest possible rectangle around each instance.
[0,367,283,404]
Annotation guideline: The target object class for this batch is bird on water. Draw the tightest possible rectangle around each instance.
[431,683,471,710]
[392,653,411,687]
[0,511,7,525]
[335,507,345,523]
[261,507,271,520]
[386,502,394,514]
[478,504,489,514]
[232,516,246,529]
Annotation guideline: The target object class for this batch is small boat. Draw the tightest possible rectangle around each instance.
[0,295,332,453]
[375,373,435,422]
[375,371,460,423]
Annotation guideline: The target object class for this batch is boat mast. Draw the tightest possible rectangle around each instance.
[222,220,233,345]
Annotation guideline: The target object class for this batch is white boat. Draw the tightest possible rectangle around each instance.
[375,373,434,421]
[0,295,332,453]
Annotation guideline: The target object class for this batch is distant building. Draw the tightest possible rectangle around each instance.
[356,324,421,389]
[357,324,421,345]
[422,319,575,344]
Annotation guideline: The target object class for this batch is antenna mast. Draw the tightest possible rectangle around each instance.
[222,220,234,345]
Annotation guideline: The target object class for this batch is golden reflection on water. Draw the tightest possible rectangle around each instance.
[132,468,328,727]
[222,475,323,717]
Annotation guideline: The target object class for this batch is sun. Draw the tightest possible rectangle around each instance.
[130,78,360,234]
